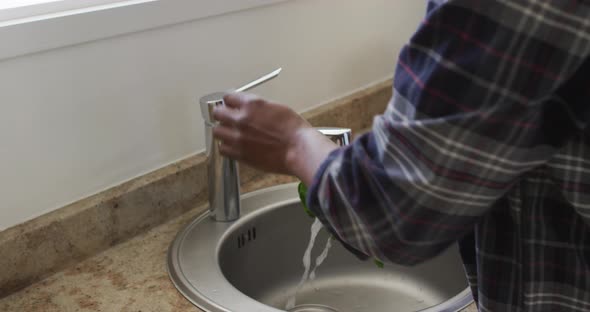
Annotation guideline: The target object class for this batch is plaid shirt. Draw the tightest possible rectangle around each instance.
[307,1,590,311]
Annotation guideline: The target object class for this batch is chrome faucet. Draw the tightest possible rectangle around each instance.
[200,91,240,222]
[199,69,352,222]
[199,69,282,222]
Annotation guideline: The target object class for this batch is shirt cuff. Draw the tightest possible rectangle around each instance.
[305,147,370,261]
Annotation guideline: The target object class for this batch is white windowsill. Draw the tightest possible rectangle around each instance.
[0,0,287,61]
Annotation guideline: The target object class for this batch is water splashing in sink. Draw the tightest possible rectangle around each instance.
[310,235,333,282]
[286,218,334,310]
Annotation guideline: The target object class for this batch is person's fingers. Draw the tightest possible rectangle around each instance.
[222,93,243,109]
[223,92,259,109]
[218,142,242,160]
[212,106,241,125]
[212,125,240,143]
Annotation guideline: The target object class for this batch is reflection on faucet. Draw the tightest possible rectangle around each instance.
[314,127,352,147]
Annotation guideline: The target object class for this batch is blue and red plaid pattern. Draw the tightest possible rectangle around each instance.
[307,1,590,311]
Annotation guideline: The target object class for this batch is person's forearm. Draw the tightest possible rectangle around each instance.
[286,128,339,186]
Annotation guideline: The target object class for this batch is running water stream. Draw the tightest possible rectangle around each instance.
[286,218,334,310]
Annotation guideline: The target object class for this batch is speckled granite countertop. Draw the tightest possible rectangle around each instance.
[0,201,205,312]
[0,189,477,312]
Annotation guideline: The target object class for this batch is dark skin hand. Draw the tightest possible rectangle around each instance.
[212,93,338,186]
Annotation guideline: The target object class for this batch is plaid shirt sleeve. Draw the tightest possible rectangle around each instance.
[307,0,590,267]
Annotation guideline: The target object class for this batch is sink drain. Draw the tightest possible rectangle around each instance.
[287,304,339,312]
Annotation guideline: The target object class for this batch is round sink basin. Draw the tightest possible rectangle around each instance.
[167,183,472,312]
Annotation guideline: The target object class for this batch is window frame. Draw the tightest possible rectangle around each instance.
[0,0,287,61]
[0,0,129,21]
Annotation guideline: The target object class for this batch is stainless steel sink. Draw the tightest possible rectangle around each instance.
[168,183,473,312]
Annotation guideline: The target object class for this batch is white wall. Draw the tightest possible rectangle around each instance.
[0,0,424,230]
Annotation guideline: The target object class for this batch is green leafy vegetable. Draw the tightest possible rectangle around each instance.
[298,182,315,218]
[374,259,384,269]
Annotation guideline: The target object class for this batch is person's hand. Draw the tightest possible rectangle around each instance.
[212,93,338,185]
